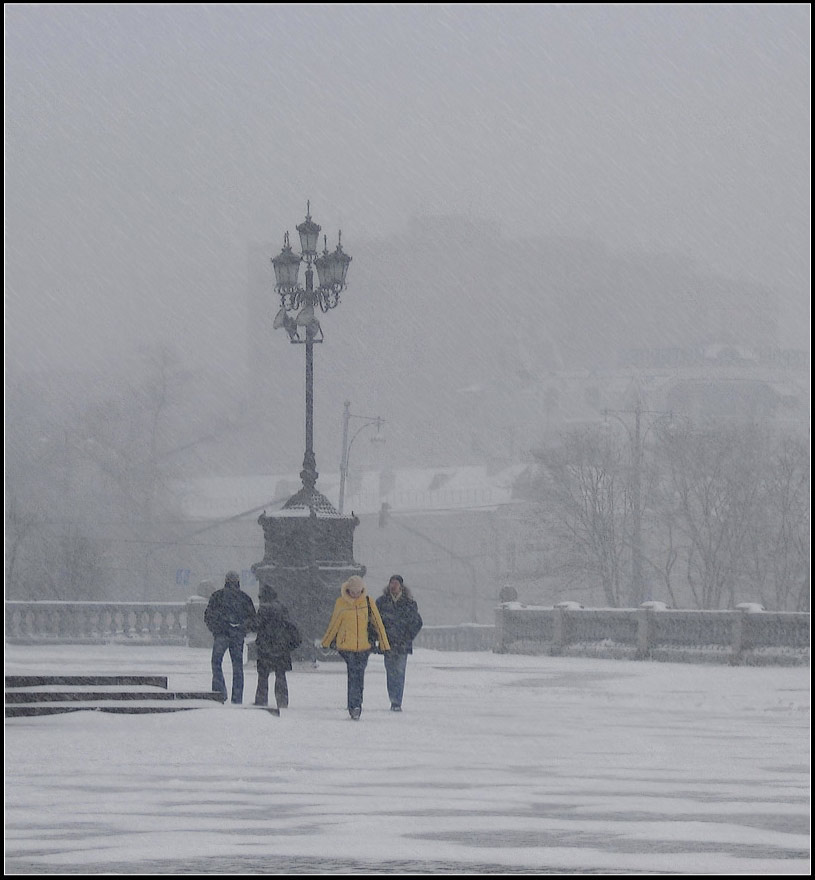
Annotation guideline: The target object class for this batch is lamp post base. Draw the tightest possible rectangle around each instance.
[254,494,365,649]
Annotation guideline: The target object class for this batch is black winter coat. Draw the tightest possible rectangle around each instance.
[255,602,301,671]
[375,593,423,654]
[204,586,257,637]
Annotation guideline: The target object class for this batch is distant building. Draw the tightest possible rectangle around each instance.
[170,464,527,625]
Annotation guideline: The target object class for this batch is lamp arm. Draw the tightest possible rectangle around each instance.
[345,421,381,468]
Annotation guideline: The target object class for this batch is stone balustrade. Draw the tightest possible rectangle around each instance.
[495,604,810,666]
[6,600,809,665]
[5,601,189,645]
[413,624,496,652]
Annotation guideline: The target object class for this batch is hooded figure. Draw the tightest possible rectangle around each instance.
[253,585,300,709]
[321,576,390,719]
[204,571,257,704]
[375,574,423,711]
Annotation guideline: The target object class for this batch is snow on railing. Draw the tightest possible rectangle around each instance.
[6,600,809,665]
[5,600,189,645]
[413,624,495,652]
[495,604,809,666]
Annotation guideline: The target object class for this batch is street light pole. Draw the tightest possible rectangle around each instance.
[302,261,317,493]
[256,206,365,647]
[338,401,385,514]
[631,404,643,609]
[271,202,351,500]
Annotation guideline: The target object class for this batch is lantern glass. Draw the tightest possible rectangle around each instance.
[272,241,301,288]
[296,215,321,256]
[332,244,351,287]
[314,249,332,288]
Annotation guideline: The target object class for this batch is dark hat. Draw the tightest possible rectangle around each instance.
[388,574,404,586]
[224,570,240,587]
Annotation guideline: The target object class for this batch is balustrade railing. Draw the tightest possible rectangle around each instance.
[6,600,499,651]
[496,604,810,666]
[6,601,188,645]
[6,600,809,666]
[413,624,495,652]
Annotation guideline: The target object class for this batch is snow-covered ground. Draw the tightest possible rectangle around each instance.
[4,643,810,874]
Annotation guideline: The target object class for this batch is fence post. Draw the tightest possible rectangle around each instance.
[552,608,566,654]
[494,605,506,653]
[636,609,652,659]
[185,596,210,648]
[731,611,746,666]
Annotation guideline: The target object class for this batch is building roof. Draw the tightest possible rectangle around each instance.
[173,464,527,522]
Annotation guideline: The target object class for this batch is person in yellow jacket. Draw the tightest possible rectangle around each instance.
[321,575,390,719]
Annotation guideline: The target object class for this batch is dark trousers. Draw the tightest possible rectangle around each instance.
[384,651,409,707]
[255,660,289,708]
[211,631,245,703]
[339,650,369,711]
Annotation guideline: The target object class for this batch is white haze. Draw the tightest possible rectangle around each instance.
[5,4,810,380]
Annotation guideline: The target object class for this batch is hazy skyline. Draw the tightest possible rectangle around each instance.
[5,4,810,380]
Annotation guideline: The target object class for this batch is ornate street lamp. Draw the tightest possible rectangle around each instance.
[254,203,365,652]
[270,202,352,501]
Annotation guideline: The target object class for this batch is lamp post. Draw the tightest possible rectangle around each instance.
[254,203,364,649]
[603,401,672,607]
[271,202,351,500]
[338,401,385,514]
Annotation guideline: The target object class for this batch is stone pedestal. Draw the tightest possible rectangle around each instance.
[252,486,365,654]
[185,596,211,648]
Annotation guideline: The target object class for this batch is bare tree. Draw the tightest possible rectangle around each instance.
[6,346,201,601]
[6,492,111,601]
[656,422,769,609]
[5,493,40,598]
[521,419,809,612]
[741,433,810,611]
[76,346,189,524]
[529,427,632,606]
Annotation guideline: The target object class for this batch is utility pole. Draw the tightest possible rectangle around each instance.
[630,404,643,609]
[603,402,671,607]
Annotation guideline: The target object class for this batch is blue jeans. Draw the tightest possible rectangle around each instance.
[384,651,409,707]
[339,650,369,711]
[255,660,289,708]
[211,631,246,703]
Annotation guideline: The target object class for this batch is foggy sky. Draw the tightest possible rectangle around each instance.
[5,3,810,379]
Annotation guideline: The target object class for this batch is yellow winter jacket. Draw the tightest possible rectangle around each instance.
[321,580,391,653]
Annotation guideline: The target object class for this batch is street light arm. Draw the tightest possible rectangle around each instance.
[345,420,385,465]
[347,413,386,425]
[338,406,385,514]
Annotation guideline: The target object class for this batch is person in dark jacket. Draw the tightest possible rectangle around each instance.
[204,570,257,704]
[375,575,423,711]
[253,585,301,709]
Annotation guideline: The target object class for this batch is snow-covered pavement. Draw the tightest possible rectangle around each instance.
[4,643,810,874]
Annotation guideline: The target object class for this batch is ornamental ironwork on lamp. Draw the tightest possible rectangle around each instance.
[271,202,351,321]
[270,202,352,502]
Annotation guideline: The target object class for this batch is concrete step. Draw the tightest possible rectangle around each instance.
[6,690,224,704]
[5,704,211,718]
[5,675,169,689]
[5,673,226,718]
